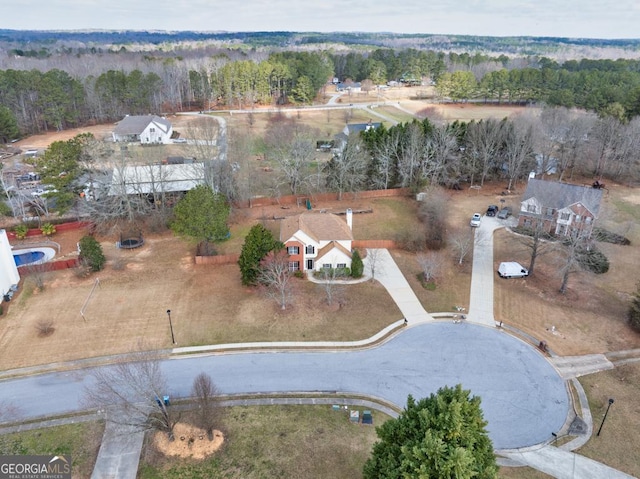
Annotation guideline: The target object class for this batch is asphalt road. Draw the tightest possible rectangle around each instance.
[0,322,568,450]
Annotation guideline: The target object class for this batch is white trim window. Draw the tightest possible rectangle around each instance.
[287,246,299,255]
[288,261,300,272]
[305,245,315,254]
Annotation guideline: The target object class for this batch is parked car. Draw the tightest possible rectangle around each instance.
[486,205,499,216]
[498,262,529,278]
[470,213,482,227]
[497,207,512,219]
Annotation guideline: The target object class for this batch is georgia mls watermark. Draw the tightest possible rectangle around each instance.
[0,455,71,479]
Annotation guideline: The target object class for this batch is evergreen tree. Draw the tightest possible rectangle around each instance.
[0,106,19,144]
[350,249,364,278]
[78,236,106,271]
[363,385,497,479]
[238,224,282,286]
[171,185,230,251]
[628,281,640,333]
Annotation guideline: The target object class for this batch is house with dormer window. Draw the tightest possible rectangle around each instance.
[279,210,354,272]
[518,178,603,238]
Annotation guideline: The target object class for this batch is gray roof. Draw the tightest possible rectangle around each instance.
[346,122,381,134]
[109,163,205,196]
[113,115,172,135]
[522,178,603,216]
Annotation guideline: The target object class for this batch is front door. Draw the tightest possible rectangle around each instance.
[306,259,314,270]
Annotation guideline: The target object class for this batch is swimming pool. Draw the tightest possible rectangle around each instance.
[13,247,56,267]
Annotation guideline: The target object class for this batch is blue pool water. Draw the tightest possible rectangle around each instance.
[13,251,45,266]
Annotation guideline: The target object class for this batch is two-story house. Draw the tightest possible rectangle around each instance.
[518,178,603,238]
[112,115,173,144]
[279,210,354,272]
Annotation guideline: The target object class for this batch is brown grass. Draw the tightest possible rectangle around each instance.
[577,362,640,477]
[0,228,401,370]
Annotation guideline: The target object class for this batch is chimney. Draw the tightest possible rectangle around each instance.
[346,208,353,230]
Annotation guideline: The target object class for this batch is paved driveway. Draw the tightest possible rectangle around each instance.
[0,322,568,450]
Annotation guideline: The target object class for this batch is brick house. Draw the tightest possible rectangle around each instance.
[279,210,354,272]
[518,178,603,238]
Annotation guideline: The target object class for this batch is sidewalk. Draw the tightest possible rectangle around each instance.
[367,248,434,324]
[502,446,636,479]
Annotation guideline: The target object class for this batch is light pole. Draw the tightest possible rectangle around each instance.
[166,309,176,345]
[596,398,614,436]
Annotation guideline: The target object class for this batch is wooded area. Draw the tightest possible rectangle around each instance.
[2,31,640,138]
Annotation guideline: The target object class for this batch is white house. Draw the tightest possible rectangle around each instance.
[0,229,20,302]
[280,210,354,272]
[112,115,173,144]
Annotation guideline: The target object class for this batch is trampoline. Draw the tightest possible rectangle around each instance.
[117,232,144,249]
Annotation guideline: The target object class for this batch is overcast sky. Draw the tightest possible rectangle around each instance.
[4,0,639,39]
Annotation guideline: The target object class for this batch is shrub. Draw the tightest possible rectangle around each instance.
[577,244,609,274]
[350,250,364,278]
[41,223,56,236]
[628,282,640,333]
[78,236,106,272]
[592,227,631,245]
[14,224,28,240]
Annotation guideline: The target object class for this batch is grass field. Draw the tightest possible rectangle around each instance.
[138,405,387,479]
[0,422,104,479]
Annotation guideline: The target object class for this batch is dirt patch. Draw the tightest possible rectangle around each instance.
[154,423,224,460]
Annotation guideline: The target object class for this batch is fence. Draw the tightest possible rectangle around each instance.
[18,258,79,274]
[235,188,410,209]
[5,221,90,240]
[353,240,399,249]
[194,253,240,265]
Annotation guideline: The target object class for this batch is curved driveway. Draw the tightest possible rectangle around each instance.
[1,322,567,450]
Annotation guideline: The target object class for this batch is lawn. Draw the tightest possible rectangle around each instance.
[0,421,104,479]
[138,405,388,479]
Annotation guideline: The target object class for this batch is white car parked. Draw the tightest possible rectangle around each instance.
[470,213,482,227]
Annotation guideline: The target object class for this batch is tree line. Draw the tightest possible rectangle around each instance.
[5,46,640,139]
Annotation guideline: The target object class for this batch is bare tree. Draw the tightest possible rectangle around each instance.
[318,267,346,306]
[425,123,460,186]
[417,251,444,283]
[191,372,223,441]
[371,130,401,190]
[325,136,368,200]
[516,219,554,275]
[259,250,293,310]
[83,350,178,440]
[501,116,536,191]
[463,118,503,186]
[418,187,448,250]
[449,229,474,265]
[366,248,385,281]
[398,122,426,189]
[264,119,318,195]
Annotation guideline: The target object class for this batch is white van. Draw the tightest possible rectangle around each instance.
[498,262,529,278]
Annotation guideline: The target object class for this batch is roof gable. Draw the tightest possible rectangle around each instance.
[521,179,602,217]
[114,115,172,135]
[280,213,353,243]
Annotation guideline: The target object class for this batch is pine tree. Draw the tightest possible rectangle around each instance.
[238,224,282,286]
[350,249,364,278]
[363,385,497,479]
